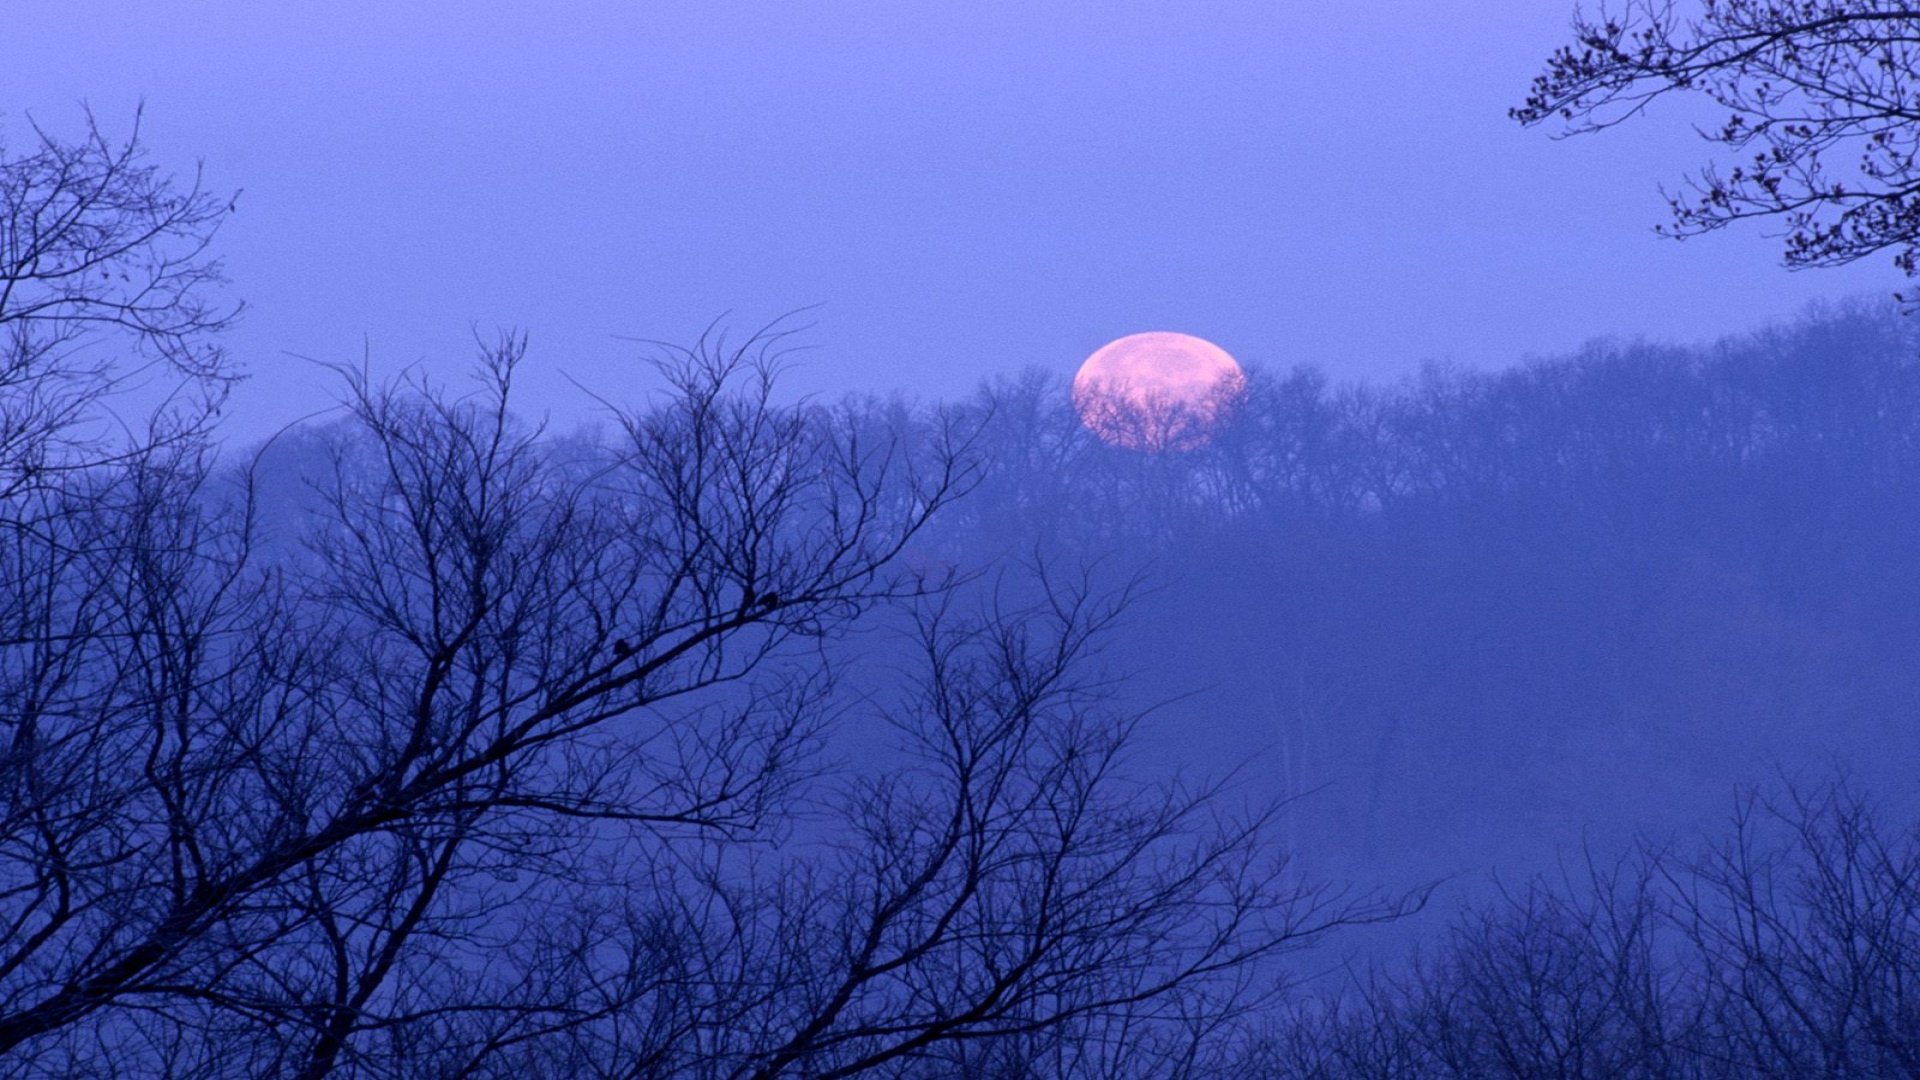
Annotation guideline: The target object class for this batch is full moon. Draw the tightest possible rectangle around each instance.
[1072,332,1246,451]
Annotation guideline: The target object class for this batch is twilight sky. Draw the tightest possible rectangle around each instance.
[4,0,1893,443]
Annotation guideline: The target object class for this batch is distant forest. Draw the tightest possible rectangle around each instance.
[918,298,1920,886]
[906,300,1920,1075]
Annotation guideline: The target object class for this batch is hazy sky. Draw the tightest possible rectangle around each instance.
[5,0,1893,442]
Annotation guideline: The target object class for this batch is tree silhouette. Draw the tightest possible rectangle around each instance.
[0,118,1411,1079]
[1515,1,1920,287]
[0,107,237,503]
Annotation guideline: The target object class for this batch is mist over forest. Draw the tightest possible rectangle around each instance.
[12,0,1920,1072]
[11,133,1920,1070]
[251,296,1920,893]
[219,297,1920,1075]
[939,298,1920,884]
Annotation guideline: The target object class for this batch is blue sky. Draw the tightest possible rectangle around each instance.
[4,0,1892,442]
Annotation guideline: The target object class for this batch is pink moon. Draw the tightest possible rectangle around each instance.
[1072,332,1246,450]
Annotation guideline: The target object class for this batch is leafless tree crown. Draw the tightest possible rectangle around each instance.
[1516,1,1920,288]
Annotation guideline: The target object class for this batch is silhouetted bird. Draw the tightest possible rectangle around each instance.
[757,592,780,611]
[612,638,633,659]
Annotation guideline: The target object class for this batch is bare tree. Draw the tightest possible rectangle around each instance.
[1,115,1419,1078]
[431,573,1420,1080]
[1240,780,1920,1080]
[0,322,976,1076]
[1671,783,1920,1079]
[1515,1,1920,287]
[0,107,238,500]
[7,317,1381,1078]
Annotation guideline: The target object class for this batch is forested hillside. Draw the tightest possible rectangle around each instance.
[927,299,1920,886]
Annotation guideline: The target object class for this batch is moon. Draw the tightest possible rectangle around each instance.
[1072,332,1246,450]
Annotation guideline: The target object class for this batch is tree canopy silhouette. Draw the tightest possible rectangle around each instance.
[1516,1,1920,285]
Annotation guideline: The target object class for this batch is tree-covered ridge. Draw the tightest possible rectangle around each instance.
[927,303,1920,1073]
[943,301,1920,882]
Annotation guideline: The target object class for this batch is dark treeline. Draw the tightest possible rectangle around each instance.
[929,300,1920,888]
[884,300,1920,1074]
[1243,780,1920,1079]
[812,300,1920,1075]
